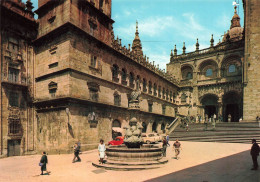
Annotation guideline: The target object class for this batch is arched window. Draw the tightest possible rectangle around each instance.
[228,65,236,73]
[187,72,193,79]
[170,91,173,102]
[136,75,140,90]
[143,78,147,92]
[158,86,161,98]
[153,83,157,96]
[112,64,119,77]
[112,119,121,127]
[129,72,134,88]
[149,81,152,94]
[121,68,127,81]
[166,89,169,100]
[206,68,213,77]
[162,88,165,99]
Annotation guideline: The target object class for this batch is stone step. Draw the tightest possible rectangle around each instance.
[171,138,259,144]
[171,135,260,140]
[105,158,168,166]
[175,126,260,131]
[92,162,164,171]
[171,132,260,137]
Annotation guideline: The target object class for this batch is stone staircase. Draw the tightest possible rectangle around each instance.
[170,122,260,144]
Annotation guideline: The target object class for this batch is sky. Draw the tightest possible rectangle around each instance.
[24,0,244,70]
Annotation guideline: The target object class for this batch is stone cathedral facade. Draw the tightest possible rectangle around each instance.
[0,0,259,157]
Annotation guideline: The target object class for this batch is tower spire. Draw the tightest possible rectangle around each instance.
[132,20,143,57]
[230,5,241,29]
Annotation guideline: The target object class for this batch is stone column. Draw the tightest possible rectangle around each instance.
[218,102,223,122]
[146,121,153,133]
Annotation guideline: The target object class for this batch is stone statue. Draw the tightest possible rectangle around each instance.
[129,89,141,102]
[128,89,141,109]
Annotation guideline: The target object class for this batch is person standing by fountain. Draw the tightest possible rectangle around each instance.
[162,137,167,157]
[173,139,182,160]
[98,139,106,164]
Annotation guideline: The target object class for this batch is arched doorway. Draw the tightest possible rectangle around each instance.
[142,122,147,133]
[222,92,241,122]
[201,94,218,119]
[161,123,165,133]
[112,119,122,139]
[152,122,157,132]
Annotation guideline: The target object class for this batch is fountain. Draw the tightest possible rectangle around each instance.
[92,89,168,170]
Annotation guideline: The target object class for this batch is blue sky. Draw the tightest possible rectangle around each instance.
[25,0,244,70]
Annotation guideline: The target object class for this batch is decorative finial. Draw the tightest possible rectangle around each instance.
[170,49,173,57]
[174,45,177,56]
[210,34,214,47]
[182,42,186,55]
[136,20,138,33]
[234,5,237,14]
[196,38,199,52]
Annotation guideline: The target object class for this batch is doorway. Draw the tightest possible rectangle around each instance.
[222,91,241,122]
[225,104,239,122]
[8,139,21,157]
[205,105,216,118]
[201,94,218,119]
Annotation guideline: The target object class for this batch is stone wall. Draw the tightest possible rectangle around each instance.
[243,0,260,121]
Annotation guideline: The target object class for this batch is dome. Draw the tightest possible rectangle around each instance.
[222,6,244,42]
[222,27,243,42]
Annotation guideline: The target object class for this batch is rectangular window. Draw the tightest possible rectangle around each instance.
[8,37,19,53]
[114,95,121,106]
[49,62,58,69]
[91,55,97,68]
[90,23,95,36]
[162,105,166,115]
[9,119,21,135]
[8,68,19,83]
[90,89,98,102]
[9,92,19,107]
[148,103,153,113]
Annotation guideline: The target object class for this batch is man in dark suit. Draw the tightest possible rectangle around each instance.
[72,143,81,163]
[250,139,260,170]
[40,151,48,175]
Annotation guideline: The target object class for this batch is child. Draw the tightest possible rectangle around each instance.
[98,139,106,164]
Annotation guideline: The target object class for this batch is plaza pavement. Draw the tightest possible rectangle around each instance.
[0,141,258,182]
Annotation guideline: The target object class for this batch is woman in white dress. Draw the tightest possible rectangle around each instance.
[98,139,106,164]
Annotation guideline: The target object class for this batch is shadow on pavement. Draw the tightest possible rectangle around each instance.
[145,150,260,182]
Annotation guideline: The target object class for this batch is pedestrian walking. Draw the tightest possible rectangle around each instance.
[173,139,181,159]
[162,137,167,157]
[204,114,208,130]
[185,123,189,131]
[166,134,170,146]
[39,151,48,175]
[98,139,106,164]
[72,143,81,163]
[213,114,217,123]
[250,139,260,170]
